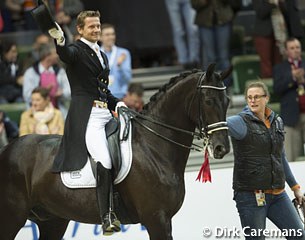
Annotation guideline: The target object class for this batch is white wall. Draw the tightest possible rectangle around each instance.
[16,162,305,240]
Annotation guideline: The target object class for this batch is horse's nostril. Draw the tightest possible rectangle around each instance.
[214,145,227,157]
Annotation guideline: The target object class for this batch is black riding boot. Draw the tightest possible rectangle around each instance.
[96,162,121,236]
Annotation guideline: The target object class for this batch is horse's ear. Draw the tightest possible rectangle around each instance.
[220,65,233,81]
[206,63,216,81]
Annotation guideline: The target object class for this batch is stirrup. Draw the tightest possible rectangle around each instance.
[102,211,121,236]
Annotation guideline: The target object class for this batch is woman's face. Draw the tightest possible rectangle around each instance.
[31,93,49,112]
[246,87,269,115]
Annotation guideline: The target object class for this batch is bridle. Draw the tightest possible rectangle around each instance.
[120,72,228,152]
[195,72,228,138]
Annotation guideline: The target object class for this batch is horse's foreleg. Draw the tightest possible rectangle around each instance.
[144,215,173,240]
[34,217,69,240]
[0,212,28,240]
[0,195,29,240]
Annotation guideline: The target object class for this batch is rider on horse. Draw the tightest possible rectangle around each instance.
[48,10,126,236]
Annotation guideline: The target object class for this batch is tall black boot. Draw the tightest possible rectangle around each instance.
[96,162,121,236]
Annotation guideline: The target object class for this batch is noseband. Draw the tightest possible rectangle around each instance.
[120,72,228,152]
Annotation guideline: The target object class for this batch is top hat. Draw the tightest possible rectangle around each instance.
[31,0,57,33]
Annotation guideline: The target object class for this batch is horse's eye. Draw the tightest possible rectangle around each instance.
[205,99,213,106]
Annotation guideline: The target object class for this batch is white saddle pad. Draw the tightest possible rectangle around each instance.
[60,114,132,188]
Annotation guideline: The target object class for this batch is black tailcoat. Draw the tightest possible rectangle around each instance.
[52,40,119,172]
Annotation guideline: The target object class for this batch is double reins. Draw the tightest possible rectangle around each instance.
[121,107,204,151]
[120,72,228,152]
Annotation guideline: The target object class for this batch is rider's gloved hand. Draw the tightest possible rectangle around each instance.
[48,22,65,46]
[115,101,127,112]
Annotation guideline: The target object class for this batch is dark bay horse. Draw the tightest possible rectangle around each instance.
[0,64,232,240]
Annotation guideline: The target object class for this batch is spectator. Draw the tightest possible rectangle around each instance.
[164,0,200,69]
[191,0,241,86]
[22,34,53,72]
[19,87,64,136]
[0,40,23,103]
[23,43,71,118]
[99,23,132,99]
[123,83,144,112]
[253,0,304,78]
[55,0,84,44]
[1,0,24,32]
[273,37,305,162]
[22,0,39,30]
[0,110,19,148]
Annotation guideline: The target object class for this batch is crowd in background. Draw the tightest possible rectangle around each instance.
[1,0,305,162]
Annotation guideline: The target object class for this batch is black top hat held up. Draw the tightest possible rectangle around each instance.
[31,0,57,33]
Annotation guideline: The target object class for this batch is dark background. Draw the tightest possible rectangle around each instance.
[82,0,174,67]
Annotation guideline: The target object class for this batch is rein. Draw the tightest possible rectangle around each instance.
[121,107,204,152]
[119,72,228,153]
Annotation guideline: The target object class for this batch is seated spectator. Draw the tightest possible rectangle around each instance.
[23,43,71,118]
[0,110,19,148]
[123,83,144,112]
[0,40,23,103]
[19,87,64,136]
[22,34,52,72]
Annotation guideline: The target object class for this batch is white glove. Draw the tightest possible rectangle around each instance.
[115,101,127,112]
[48,22,65,46]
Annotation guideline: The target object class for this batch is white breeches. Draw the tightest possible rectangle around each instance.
[85,107,113,169]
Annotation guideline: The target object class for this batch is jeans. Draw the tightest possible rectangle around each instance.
[165,0,199,64]
[199,23,231,71]
[234,191,305,240]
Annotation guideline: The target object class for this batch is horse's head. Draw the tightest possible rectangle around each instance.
[189,63,232,159]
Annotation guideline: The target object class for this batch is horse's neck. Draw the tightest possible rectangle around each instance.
[139,101,196,175]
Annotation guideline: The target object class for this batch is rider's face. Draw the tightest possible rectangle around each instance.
[77,17,101,43]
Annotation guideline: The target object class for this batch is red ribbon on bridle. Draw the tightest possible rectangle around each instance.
[196,148,211,183]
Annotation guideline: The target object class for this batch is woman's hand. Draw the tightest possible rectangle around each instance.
[294,188,305,205]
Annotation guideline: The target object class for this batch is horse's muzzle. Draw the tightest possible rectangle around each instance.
[213,144,230,159]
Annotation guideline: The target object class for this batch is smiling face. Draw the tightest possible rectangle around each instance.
[31,92,49,112]
[246,87,269,116]
[77,17,101,43]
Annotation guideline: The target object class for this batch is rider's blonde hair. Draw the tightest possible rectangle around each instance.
[76,10,101,29]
